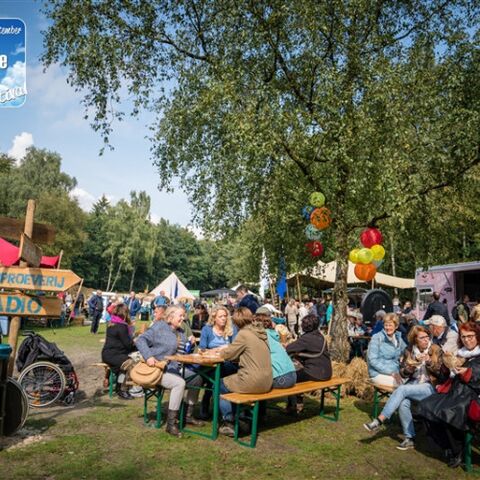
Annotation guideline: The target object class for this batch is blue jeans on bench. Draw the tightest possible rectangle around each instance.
[381,382,434,439]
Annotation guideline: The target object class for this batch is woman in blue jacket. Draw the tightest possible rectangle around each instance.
[198,306,238,418]
[367,313,406,387]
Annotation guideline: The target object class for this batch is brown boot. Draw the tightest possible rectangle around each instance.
[166,409,182,437]
[185,404,205,426]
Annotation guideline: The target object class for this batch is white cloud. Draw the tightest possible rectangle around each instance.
[8,132,33,163]
[70,187,96,211]
[150,213,161,224]
[0,61,26,91]
[12,44,25,55]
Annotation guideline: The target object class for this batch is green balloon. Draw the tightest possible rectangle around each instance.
[309,192,325,207]
[358,248,374,264]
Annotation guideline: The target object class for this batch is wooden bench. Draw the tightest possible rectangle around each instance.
[368,382,395,419]
[221,377,349,448]
[91,363,117,398]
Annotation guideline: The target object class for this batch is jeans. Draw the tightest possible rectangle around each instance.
[219,379,234,422]
[272,371,297,389]
[381,382,434,439]
[90,311,102,333]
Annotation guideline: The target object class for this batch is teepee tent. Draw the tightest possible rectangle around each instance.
[149,272,195,301]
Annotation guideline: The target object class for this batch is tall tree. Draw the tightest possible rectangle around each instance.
[42,1,480,360]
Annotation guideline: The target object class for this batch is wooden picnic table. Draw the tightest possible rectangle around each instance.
[165,353,224,440]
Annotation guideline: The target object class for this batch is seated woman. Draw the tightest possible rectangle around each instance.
[417,322,480,468]
[285,314,332,413]
[367,313,406,387]
[218,307,273,436]
[286,314,332,382]
[191,304,209,331]
[363,326,443,450]
[101,303,136,400]
[136,305,204,437]
[256,306,297,389]
[198,306,238,419]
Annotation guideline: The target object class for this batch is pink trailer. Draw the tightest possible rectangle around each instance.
[415,261,480,321]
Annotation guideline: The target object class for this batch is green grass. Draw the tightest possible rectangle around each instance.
[1,325,478,479]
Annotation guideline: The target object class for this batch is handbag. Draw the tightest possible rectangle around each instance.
[130,360,167,388]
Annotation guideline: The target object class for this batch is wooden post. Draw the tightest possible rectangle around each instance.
[57,250,64,269]
[68,278,84,326]
[8,200,35,375]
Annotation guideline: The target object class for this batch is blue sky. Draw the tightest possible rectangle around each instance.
[0,1,193,227]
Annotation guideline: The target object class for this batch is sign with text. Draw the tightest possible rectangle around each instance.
[19,233,42,267]
[0,216,56,244]
[0,267,82,292]
[0,18,26,107]
[0,293,61,317]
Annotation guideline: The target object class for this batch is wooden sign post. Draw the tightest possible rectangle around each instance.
[3,200,81,376]
[19,233,42,268]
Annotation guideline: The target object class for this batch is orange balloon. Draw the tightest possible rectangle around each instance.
[354,263,377,281]
[310,207,332,230]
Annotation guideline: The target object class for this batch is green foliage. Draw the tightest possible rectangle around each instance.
[41,1,480,359]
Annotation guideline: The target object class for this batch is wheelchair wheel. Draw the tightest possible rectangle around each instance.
[18,361,66,408]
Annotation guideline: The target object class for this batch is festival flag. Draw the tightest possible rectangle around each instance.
[276,256,287,299]
[259,248,269,299]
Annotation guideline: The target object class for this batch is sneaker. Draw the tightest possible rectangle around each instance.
[129,386,144,398]
[396,438,415,451]
[363,418,382,433]
[117,390,133,400]
[219,422,235,437]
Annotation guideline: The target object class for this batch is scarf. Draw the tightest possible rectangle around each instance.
[110,314,134,338]
[411,342,431,384]
[457,345,480,359]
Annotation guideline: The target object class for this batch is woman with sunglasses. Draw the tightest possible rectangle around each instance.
[417,322,480,468]
[364,326,443,450]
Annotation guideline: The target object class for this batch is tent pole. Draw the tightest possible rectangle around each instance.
[296,275,301,301]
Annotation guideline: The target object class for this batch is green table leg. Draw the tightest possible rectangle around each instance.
[372,387,379,419]
[180,363,221,440]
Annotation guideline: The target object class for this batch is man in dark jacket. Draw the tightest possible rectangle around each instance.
[423,292,451,325]
[236,285,260,314]
[126,291,141,321]
[88,290,104,334]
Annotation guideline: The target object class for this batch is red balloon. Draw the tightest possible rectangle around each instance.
[305,241,324,257]
[360,227,383,248]
[354,263,377,281]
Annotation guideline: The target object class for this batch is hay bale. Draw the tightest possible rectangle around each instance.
[345,357,374,400]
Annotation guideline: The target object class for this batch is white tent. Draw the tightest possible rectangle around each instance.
[149,272,196,301]
[291,260,415,289]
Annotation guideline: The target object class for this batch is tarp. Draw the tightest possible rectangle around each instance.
[149,272,196,301]
[200,287,236,297]
[291,260,415,290]
[0,237,61,268]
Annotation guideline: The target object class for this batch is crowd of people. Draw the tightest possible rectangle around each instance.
[98,285,333,437]
[95,284,480,468]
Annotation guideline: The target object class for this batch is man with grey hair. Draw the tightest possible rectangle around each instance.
[371,310,387,335]
[425,315,459,354]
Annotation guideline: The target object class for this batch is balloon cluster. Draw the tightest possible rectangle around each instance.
[303,192,332,258]
[349,227,385,281]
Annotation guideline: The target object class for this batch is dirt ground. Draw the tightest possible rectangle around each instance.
[1,329,108,451]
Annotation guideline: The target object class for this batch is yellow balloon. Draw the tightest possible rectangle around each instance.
[349,248,360,263]
[371,244,385,261]
[358,248,374,264]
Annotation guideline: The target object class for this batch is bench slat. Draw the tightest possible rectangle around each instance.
[221,377,349,404]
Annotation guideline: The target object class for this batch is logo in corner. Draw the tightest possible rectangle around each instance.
[0,18,26,108]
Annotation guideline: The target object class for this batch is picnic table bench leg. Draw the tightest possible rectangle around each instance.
[108,369,117,399]
[143,387,164,429]
[234,402,260,448]
[465,431,473,473]
[211,363,221,440]
[319,386,342,422]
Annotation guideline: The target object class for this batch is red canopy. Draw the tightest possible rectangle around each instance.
[0,237,60,268]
